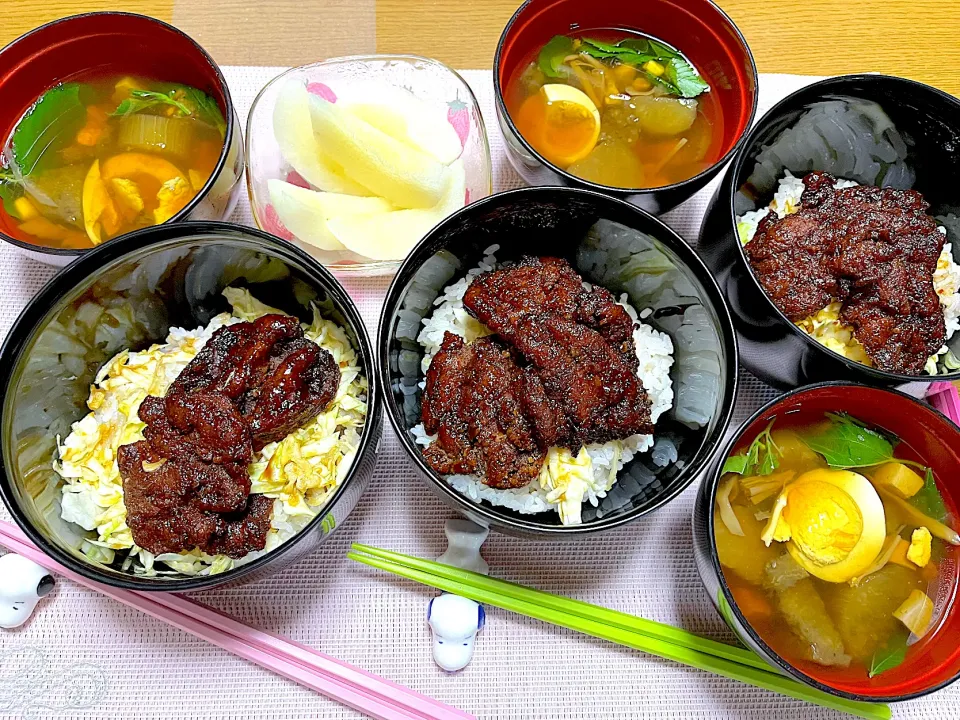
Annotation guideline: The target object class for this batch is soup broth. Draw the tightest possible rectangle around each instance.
[506,29,723,189]
[0,73,226,249]
[714,410,959,683]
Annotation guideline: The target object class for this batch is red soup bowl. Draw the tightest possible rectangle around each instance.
[494,0,758,215]
[0,12,244,266]
[693,382,960,702]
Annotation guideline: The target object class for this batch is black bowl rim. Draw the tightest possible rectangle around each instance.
[703,380,960,702]
[492,0,760,196]
[378,185,740,535]
[0,11,237,259]
[723,73,960,384]
[0,220,383,591]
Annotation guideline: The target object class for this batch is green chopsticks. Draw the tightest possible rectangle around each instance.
[349,543,891,720]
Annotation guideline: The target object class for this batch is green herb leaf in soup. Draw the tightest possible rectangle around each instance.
[869,627,909,678]
[912,466,949,522]
[11,83,86,176]
[112,89,192,118]
[802,413,896,469]
[722,419,780,477]
[0,167,25,218]
[574,37,709,99]
[665,58,711,98]
[721,454,748,475]
[618,37,682,61]
[178,86,227,138]
[538,35,575,78]
[579,38,638,59]
[578,40,655,67]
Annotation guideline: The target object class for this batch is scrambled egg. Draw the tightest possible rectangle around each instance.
[81,152,198,244]
[109,177,145,219]
[907,527,932,567]
[56,288,367,576]
[82,159,123,244]
[155,176,193,224]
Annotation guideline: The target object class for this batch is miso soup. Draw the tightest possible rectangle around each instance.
[714,411,959,682]
[505,30,723,189]
[0,74,227,249]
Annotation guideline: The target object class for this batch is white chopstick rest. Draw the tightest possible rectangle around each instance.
[0,553,55,628]
[437,519,489,575]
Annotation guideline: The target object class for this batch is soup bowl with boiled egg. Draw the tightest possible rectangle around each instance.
[0,13,245,266]
[693,382,960,702]
[494,0,758,214]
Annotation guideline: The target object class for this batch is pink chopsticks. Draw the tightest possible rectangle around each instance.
[0,521,474,720]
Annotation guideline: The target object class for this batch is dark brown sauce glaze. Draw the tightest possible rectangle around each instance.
[512,315,653,445]
[118,313,341,558]
[746,172,947,374]
[421,257,652,489]
[422,334,544,489]
[464,256,638,371]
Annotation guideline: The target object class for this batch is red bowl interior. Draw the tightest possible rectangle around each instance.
[496,0,757,172]
[726,384,960,700]
[0,12,229,244]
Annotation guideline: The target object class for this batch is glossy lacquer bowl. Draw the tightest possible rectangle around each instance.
[693,383,960,702]
[0,223,382,591]
[495,0,758,215]
[0,13,245,266]
[698,75,960,389]
[380,187,738,537]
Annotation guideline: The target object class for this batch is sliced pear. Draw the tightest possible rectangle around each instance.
[307,94,447,209]
[327,160,465,261]
[343,86,462,165]
[267,179,393,251]
[273,82,371,196]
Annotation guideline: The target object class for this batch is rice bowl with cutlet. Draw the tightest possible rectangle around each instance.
[411,246,675,525]
[55,288,368,577]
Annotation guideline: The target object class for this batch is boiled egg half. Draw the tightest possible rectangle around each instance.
[761,468,886,583]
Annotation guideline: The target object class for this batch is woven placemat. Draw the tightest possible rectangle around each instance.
[1,68,955,720]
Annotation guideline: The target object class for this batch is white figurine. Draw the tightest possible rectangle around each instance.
[437,519,489,575]
[0,553,55,629]
[428,519,490,672]
[427,594,485,672]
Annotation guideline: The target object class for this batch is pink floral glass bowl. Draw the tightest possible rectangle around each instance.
[245,55,492,277]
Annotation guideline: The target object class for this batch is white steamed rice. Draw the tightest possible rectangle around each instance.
[411,246,675,524]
